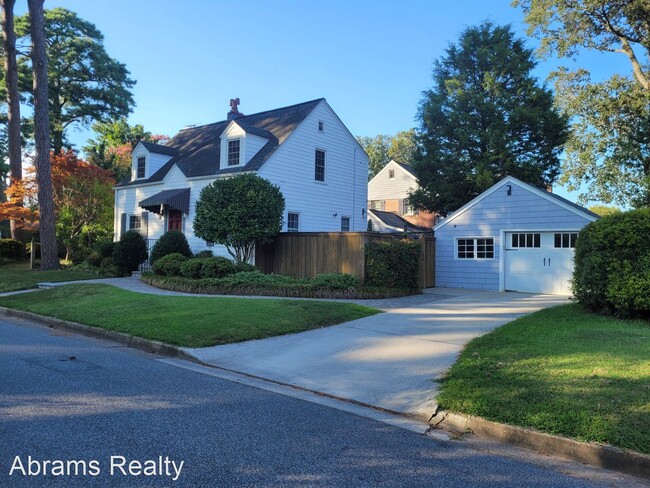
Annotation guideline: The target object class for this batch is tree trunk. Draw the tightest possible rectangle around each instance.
[28,0,58,270]
[1,0,23,241]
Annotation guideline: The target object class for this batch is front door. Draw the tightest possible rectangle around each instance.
[168,209,183,232]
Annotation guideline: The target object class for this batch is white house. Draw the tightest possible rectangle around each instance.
[367,160,436,230]
[434,176,599,295]
[114,98,369,256]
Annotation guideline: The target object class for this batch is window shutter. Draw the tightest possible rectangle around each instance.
[141,212,149,238]
[120,213,127,239]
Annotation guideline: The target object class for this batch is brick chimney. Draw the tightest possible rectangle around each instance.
[227,98,244,120]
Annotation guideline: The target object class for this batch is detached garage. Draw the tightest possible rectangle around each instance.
[434,176,599,295]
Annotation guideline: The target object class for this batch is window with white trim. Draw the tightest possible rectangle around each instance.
[228,139,240,166]
[511,233,540,248]
[554,232,578,248]
[341,216,350,232]
[314,149,325,182]
[370,200,384,211]
[457,237,494,259]
[129,215,142,231]
[136,157,146,179]
[287,212,300,232]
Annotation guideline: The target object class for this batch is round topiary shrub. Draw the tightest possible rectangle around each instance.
[573,208,650,318]
[311,273,360,290]
[199,256,237,278]
[152,253,189,276]
[113,231,148,273]
[149,230,192,264]
[180,258,207,279]
[0,238,24,260]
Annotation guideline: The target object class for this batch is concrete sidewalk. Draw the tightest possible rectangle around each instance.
[186,289,568,420]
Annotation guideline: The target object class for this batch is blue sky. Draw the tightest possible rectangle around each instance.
[17,1,632,203]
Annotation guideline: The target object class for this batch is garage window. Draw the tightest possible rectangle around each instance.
[511,233,540,248]
[555,232,578,248]
[457,237,494,259]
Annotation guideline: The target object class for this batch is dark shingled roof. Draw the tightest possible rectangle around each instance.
[369,209,431,232]
[116,99,324,187]
[139,141,178,156]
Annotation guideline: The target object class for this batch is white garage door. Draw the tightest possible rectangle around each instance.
[504,232,577,295]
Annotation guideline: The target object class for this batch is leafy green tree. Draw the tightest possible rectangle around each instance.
[194,174,285,263]
[588,204,621,217]
[83,118,168,181]
[388,129,417,166]
[356,134,390,179]
[15,8,135,154]
[410,22,568,216]
[515,0,650,207]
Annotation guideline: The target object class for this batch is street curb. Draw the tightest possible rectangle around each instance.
[430,410,650,479]
[0,306,198,362]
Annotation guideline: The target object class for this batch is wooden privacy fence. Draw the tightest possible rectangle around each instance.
[255,232,435,288]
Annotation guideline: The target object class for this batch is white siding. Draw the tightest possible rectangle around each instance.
[244,133,268,164]
[258,101,368,232]
[435,180,594,291]
[131,144,174,181]
[368,161,417,201]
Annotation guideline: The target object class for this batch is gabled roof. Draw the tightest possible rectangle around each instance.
[434,176,599,232]
[369,159,416,186]
[369,209,431,232]
[116,98,324,187]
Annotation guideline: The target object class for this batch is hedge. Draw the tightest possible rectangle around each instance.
[141,271,415,299]
[573,208,650,318]
[152,253,189,276]
[364,239,420,289]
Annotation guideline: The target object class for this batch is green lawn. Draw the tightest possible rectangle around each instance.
[0,284,380,347]
[0,261,98,292]
[437,303,650,454]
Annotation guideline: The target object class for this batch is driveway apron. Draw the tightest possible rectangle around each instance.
[186,289,567,420]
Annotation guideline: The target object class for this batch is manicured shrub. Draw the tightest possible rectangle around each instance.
[200,256,237,278]
[311,273,360,290]
[113,231,148,273]
[152,253,189,276]
[86,251,103,267]
[0,238,24,260]
[99,257,121,277]
[365,239,420,289]
[149,230,192,264]
[96,241,116,259]
[573,208,650,318]
[195,250,213,258]
[180,258,206,279]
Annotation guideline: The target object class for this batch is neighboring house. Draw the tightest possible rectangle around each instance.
[367,160,436,230]
[434,176,599,295]
[368,209,431,234]
[114,98,369,257]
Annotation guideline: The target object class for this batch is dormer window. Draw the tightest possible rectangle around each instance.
[228,139,241,166]
[137,156,146,179]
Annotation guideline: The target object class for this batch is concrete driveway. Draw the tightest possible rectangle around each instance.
[186,289,567,420]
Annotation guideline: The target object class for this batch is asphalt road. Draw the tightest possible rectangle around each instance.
[0,318,623,487]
